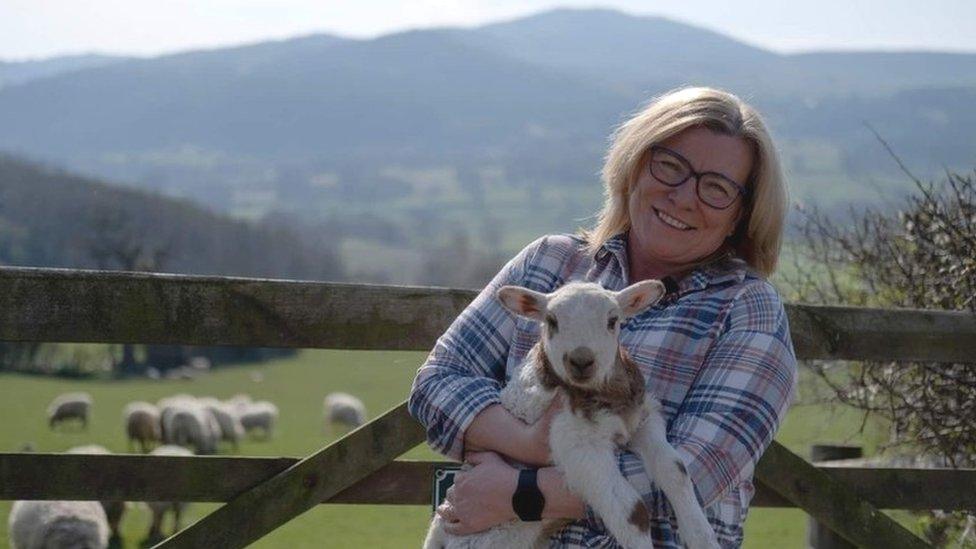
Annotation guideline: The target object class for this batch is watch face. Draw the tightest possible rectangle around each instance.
[432,465,462,513]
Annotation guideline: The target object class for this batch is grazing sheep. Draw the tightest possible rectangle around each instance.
[323,392,366,434]
[8,500,109,549]
[425,281,719,549]
[225,394,252,415]
[146,445,193,541]
[66,445,127,541]
[162,403,219,455]
[239,401,278,440]
[47,392,92,431]
[123,401,162,453]
[198,398,244,450]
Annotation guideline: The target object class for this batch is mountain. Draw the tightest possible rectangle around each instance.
[0,54,128,89]
[0,7,973,226]
[0,28,625,161]
[465,8,784,95]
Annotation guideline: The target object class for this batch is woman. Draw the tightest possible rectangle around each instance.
[408,87,797,547]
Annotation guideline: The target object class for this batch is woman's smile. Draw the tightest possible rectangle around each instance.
[652,207,694,231]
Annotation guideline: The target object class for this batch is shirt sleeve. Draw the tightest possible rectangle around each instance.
[668,280,797,507]
[407,236,550,460]
[579,279,797,544]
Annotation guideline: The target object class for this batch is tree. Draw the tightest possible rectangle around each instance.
[85,206,175,376]
[785,161,976,545]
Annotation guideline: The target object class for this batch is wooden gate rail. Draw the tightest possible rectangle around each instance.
[2,266,976,362]
[3,266,969,547]
[4,452,976,511]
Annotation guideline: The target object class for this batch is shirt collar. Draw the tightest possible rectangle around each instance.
[595,231,751,296]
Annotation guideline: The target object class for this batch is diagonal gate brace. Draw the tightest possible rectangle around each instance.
[154,401,425,548]
[757,441,930,548]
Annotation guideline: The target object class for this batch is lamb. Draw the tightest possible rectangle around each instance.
[146,445,194,541]
[8,500,109,549]
[66,445,127,541]
[123,401,162,453]
[239,400,278,440]
[424,281,719,549]
[47,392,92,430]
[323,392,366,434]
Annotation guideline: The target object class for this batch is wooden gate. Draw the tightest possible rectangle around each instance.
[4,266,976,547]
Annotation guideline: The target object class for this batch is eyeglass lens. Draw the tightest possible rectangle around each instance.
[649,148,740,209]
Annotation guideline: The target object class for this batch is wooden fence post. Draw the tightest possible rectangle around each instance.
[809,445,863,549]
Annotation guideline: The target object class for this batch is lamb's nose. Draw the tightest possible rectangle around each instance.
[566,348,595,379]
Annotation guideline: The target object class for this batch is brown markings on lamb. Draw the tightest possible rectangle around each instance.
[628,500,651,533]
[530,344,562,391]
[561,348,646,421]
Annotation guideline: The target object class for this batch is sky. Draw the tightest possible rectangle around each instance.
[2,0,975,61]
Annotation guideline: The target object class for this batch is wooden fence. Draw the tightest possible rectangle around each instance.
[3,266,976,548]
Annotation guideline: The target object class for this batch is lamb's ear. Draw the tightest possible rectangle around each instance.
[497,286,548,321]
[616,279,666,318]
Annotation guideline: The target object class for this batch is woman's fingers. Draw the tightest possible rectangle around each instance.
[436,500,457,522]
[442,516,478,536]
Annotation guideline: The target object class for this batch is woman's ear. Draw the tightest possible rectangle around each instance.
[497,286,548,321]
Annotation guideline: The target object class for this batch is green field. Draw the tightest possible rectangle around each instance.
[0,350,895,548]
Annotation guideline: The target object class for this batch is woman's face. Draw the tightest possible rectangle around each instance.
[627,126,753,275]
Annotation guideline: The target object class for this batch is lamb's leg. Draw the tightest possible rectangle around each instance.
[549,413,652,549]
[423,514,449,549]
[629,403,719,549]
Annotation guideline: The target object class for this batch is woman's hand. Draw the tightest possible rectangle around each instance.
[438,451,518,535]
[520,394,563,466]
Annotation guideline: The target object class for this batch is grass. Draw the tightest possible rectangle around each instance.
[0,351,900,548]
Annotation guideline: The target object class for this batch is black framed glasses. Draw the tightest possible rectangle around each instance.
[647,145,749,210]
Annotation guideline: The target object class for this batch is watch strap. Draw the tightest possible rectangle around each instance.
[511,468,545,522]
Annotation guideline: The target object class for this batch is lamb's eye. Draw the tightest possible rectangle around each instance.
[607,316,618,330]
[546,315,559,333]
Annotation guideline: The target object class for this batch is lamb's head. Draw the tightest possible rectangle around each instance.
[497,280,665,389]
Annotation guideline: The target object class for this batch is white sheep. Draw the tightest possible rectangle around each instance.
[424,281,719,549]
[158,396,219,455]
[66,445,127,541]
[323,392,366,435]
[8,500,109,549]
[198,397,244,450]
[47,392,92,431]
[239,401,278,440]
[146,444,193,541]
[225,394,252,415]
[123,401,162,453]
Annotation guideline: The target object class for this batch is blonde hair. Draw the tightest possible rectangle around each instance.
[585,87,788,277]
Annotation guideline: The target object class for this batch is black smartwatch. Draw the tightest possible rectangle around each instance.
[511,468,545,521]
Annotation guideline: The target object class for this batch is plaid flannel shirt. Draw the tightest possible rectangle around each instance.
[408,233,797,548]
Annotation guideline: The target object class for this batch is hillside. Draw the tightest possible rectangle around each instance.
[0,154,343,280]
[0,7,972,273]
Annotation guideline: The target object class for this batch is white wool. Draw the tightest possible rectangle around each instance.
[240,401,278,439]
[159,399,219,455]
[8,500,109,549]
[47,392,93,427]
[323,392,367,430]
